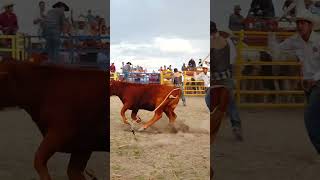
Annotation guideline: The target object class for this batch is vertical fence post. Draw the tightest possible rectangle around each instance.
[236,30,244,107]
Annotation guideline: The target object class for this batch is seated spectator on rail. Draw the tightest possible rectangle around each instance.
[282,0,296,18]
[247,0,275,18]
[0,1,18,35]
[229,5,244,31]
[181,63,187,71]
[198,59,203,67]
[188,58,196,70]
[79,10,95,25]
[76,17,90,36]
[110,63,116,73]
[306,0,320,15]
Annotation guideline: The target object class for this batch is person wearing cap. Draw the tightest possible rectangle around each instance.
[0,1,18,35]
[269,10,320,157]
[42,1,69,63]
[229,5,244,31]
[209,21,243,141]
[123,62,132,81]
[173,68,186,106]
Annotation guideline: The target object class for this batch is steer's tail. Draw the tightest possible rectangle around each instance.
[153,88,181,112]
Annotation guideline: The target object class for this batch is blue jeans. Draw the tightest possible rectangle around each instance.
[43,30,61,63]
[205,80,242,128]
[175,84,186,104]
[124,72,129,80]
[305,83,320,154]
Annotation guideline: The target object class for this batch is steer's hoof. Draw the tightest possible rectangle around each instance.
[136,116,142,123]
[138,127,146,132]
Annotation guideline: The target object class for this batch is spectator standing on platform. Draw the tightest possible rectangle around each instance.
[42,1,69,63]
[181,63,187,71]
[123,62,131,81]
[229,5,244,31]
[33,1,47,38]
[80,10,95,25]
[173,68,186,106]
[0,1,18,35]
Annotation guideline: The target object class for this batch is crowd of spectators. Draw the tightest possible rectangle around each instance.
[228,0,320,32]
[0,1,109,65]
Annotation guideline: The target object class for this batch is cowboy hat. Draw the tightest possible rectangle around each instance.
[210,21,217,33]
[234,5,241,10]
[2,0,14,8]
[218,27,235,38]
[294,9,320,30]
[52,1,69,11]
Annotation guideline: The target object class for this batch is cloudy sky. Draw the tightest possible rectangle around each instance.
[7,0,109,35]
[211,0,289,29]
[111,0,209,72]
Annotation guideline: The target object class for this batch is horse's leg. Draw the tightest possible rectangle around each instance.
[131,109,142,123]
[67,151,92,180]
[138,109,163,131]
[34,132,60,180]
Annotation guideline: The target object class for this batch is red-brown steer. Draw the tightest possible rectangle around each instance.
[110,80,181,132]
[0,60,109,180]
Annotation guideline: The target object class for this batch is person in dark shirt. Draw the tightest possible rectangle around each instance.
[229,5,244,31]
[110,63,116,73]
[188,58,196,70]
[42,1,69,63]
[248,0,275,18]
[0,2,18,35]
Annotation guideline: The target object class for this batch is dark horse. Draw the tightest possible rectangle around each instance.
[0,60,109,180]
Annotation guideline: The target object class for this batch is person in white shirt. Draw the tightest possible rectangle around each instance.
[33,1,47,37]
[193,66,210,88]
[269,10,320,157]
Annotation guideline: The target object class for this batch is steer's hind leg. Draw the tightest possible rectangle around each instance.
[34,133,61,180]
[138,109,163,131]
[131,109,142,123]
[67,151,92,180]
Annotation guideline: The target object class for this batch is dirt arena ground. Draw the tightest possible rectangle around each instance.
[110,96,210,180]
[214,108,319,180]
[0,109,108,180]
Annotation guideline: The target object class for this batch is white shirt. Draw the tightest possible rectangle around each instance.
[33,9,47,35]
[270,31,320,81]
[194,72,210,87]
